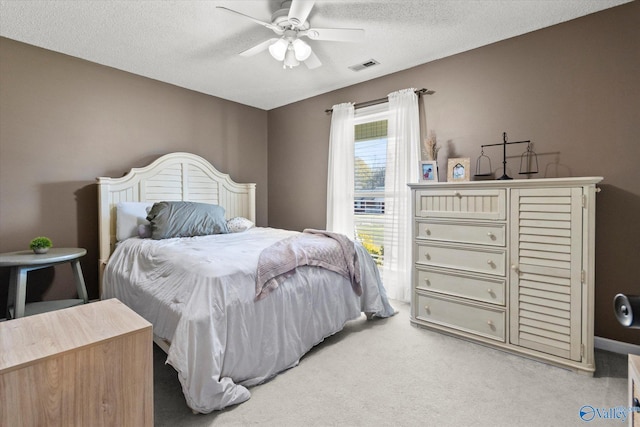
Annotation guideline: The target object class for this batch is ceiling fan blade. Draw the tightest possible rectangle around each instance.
[216,6,280,32]
[239,38,279,57]
[303,28,365,42]
[304,51,322,69]
[288,0,315,27]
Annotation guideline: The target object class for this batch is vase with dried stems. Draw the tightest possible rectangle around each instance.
[423,132,440,161]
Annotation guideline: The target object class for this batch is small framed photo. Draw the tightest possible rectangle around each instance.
[420,161,439,182]
[447,158,471,182]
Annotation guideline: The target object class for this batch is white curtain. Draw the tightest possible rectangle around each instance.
[326,103,355,236]
[382,89,421,302]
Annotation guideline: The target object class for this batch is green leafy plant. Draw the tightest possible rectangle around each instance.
[29,236,53,250]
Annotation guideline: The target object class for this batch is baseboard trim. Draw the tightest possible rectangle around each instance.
[595,336,640,355]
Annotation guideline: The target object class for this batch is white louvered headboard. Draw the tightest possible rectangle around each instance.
[96,152,256,286]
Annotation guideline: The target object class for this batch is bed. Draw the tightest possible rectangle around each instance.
[97,152,395,413]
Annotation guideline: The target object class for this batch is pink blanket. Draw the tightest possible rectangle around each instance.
[255,229,361,300]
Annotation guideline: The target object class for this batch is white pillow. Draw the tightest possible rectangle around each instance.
[226,217,255,233]
[116,202,154,241]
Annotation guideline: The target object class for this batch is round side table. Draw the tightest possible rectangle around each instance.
[0,248,88,318]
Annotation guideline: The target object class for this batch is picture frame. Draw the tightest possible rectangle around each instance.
[420,161,439,182]
[447,158,471,182]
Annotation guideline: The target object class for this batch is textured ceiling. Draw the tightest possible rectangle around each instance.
[0,0,630,110]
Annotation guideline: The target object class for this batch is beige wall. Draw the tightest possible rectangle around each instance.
[268,2,640,344]
[0,37,269,306]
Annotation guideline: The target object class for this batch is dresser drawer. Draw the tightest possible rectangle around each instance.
[415,293,505,341]
[415,188,506,220]
[415,242,506,276]
[415,266,505,305]
[415,220,505,246]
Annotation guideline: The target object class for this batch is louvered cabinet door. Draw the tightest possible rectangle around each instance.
[509,187,584,361]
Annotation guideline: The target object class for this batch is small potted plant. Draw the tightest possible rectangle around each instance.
[30,236,53,254]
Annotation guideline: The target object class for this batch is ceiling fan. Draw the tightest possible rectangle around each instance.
[217,0,365,69]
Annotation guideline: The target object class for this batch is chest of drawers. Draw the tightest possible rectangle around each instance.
[0,299,153,426]
[409,177,601,374]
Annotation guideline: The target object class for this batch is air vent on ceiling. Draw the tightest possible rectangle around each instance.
[348,59,380,72]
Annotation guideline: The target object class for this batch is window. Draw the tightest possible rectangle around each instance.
[353,105,389,266]
[328,90,418,301]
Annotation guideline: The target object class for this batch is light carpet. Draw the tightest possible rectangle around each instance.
[153,301,629,426]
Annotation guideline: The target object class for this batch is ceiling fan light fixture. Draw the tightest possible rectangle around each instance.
[268,38,288,61]
[219,1,365,71]
[292,39,312,61]
[283,48,300,68]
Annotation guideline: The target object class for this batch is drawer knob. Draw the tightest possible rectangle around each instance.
[487,260,495,267]
[487,288,493,294]
[454,191,461,197]
[425,229,431,235]
[424,305,430,313]
[511,264,519,273]
[487,320,496,330]
[424,253,431,260]
[424,278,430,286]
[487,232,495,239]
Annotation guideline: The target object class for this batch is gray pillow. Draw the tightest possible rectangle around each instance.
[146,201,229,240]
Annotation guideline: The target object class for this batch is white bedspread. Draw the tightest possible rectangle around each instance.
[102,227,395,413]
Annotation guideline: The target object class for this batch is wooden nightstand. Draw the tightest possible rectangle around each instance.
[0,299,153,426]
[0,247,88,318]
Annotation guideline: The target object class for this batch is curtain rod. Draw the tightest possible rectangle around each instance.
[324,88,433,114]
